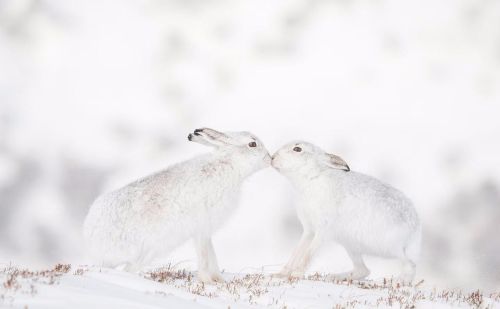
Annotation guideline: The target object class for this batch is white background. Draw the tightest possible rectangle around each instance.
[0,0,499,292]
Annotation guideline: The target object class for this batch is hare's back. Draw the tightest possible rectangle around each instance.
[341,172,418,227]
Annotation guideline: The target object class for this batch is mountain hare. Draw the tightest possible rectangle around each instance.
[83,128,271,283]
[272,141,421,282]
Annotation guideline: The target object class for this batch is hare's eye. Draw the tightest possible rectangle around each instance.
[293,146,302,152]
[248,141,257,147]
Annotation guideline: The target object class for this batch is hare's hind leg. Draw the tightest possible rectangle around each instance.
[398,258,416,283]
[194,235,223,283]
[398,230,420,283]
[331,249,370,281]
[120,242,157,273]
[122,252,156,273]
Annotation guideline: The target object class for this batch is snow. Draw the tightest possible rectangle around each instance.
[1,264,498,309]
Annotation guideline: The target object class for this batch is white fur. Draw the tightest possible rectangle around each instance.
[272,141,421,282]
[83,128,271,282]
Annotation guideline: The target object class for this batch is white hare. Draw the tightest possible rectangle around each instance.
[272,141,421,282]
[83,128,271,283]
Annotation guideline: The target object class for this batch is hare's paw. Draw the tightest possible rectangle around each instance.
[328,271,353,281]
[273,267,292,279]
[274,268,304,280]
[197,271,213,283]
[393,275,414,286]
[289,269,305,279]
[210,272,225,283]
[330,268,370,281]
[198,271,224,284]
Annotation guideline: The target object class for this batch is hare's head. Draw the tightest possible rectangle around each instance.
[271,141,350,177]
[188,127,271,172]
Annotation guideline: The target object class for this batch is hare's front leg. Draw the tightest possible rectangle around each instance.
[288,232,324,278]
[278,230,314,278]
[194,235,223,283]
[206,238,224,282]
[279,229,324,278]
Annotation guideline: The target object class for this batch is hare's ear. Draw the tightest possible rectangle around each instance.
[324,153,350,172]
[188,128,231,147]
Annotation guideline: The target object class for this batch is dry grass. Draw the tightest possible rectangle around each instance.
[145,265,280,303]
[0,263,72,306]
[306,272,494,308]
[145,267,499,308]
[1,263,71,291]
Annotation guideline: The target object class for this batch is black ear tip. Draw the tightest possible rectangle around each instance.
[194,128,203,133]
[345,165,350,172]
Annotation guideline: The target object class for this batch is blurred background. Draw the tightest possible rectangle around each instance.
[0,0,499,292]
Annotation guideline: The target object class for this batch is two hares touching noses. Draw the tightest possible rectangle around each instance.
[83,128,421,284]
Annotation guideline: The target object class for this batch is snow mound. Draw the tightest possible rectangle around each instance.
[1,264,498,308]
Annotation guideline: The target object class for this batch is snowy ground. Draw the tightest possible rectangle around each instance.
[1,264,498,309]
